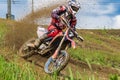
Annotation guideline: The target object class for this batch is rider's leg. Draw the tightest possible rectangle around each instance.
[35,34,47,47]
[27,33,47,48]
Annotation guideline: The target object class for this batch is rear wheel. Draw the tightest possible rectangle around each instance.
[18,38,36,59]
[44,50,70,74]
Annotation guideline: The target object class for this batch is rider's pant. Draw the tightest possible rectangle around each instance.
[34,33,47,48]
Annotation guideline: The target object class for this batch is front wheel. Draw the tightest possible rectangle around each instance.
[44,50,70,74]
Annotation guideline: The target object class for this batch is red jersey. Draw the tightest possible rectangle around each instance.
[47,5,77,37]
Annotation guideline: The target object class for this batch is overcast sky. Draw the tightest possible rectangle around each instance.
[76,0,120,29]
[0,0,120,29]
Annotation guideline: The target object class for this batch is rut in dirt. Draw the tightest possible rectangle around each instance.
[23,52,120,79]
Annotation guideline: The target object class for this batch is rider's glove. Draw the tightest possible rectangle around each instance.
[56,16,60,19]
[74,31,78,35]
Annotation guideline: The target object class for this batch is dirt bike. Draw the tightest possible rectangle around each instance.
[18,16,84,74]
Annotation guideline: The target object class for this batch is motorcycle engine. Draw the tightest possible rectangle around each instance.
[39,43,47,49]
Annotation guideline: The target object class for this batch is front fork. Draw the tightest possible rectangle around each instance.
[52,29,69,59]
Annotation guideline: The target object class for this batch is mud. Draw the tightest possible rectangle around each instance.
[5,5,59,49]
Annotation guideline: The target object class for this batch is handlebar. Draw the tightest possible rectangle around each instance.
[60,16,84,42]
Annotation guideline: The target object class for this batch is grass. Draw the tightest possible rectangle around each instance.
[0,54,120,80]
[0,20,7,46]
[68,47,120,68]
[109,74,120,80]
[0,55,36,80]
[73,29,120,69]
[0,18,120,79]
[0,19,36,80]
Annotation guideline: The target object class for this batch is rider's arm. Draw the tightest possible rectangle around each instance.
[70,16,77,30]
[51,5,66,19]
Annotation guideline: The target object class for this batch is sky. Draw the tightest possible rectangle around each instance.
[0,0,30,20]
[76,0,120,29]
[0,0,65,20]
[0,0,120,29]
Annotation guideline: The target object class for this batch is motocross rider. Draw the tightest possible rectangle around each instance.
[27,0,80,50]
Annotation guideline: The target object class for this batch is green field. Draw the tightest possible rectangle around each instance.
[0,18,120,80]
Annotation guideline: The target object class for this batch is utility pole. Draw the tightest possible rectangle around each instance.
[6,0,11,19]
[32,0,34,13]
[31,0,35,23]
[6,0,15,20]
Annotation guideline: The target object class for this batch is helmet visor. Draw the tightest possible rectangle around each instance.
[71,6,79,12]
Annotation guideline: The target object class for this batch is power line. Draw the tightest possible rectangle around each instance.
[0,0,22,4]
[1,1,120,5]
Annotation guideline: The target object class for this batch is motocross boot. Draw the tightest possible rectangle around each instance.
[27,34,48,48]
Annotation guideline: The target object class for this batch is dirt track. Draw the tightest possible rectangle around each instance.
[4,2,120,80]
[20,52,119,80]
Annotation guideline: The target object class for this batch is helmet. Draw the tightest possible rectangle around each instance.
[68,0,80,14]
